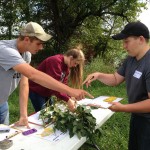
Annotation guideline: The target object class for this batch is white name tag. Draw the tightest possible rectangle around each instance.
[133,70,142,79]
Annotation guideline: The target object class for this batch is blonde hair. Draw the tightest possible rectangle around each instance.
[64,48,85,89]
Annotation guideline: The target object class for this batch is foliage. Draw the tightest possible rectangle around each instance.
[0,0,147,53]
[66,0,146,62]
[84,55,116,77]
[39,96,102,141]
[0,0,147,67]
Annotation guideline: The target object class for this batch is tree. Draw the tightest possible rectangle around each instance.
[0,0,147,59]
[0,0,19,39]
[37,0,145,52]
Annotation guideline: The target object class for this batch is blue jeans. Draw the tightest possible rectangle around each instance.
[0,101,9,125]
[128,114,150,150]
[29,91,52,112]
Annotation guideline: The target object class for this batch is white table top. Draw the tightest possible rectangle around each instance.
[2,108,114,150]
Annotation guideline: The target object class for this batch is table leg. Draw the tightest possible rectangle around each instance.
[85,141,100,150]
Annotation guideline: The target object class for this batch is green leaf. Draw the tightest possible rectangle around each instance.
[60,120,66,124]
[73,126,77,133]
[40,98,97,140]
[76,131,82,139]
[84,109,91,113]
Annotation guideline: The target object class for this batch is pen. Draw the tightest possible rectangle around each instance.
[85,76,94,83]
[89,76,94,81]
[6,131,20,139]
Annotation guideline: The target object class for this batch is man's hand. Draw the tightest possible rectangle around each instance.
[108,102,125,112]
[14,116,30,129]
[83,72,100,88]
[68,88,94,100]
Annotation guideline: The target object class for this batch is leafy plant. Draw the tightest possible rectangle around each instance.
[39,96,102,141]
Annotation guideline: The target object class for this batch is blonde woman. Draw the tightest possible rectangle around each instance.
[29,48,85,112]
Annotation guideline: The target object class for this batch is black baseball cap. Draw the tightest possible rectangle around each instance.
[112,21,150,40]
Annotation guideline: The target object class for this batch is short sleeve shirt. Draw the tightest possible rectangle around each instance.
[117,50,150,117]
[0,39,31,104]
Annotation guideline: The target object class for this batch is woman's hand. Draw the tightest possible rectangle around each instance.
[67,98,77,112]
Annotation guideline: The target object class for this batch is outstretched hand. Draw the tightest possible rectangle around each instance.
[70,88,94,100]
[83,72,100,88]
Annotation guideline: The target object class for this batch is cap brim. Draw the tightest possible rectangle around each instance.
[36,33,52,42]
[112,33,128,40]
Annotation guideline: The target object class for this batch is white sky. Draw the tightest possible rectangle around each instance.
[138,2,150,31]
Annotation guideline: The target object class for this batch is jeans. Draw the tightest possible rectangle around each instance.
[0,101,9,125]
[128,114,150,150]
[29,91,52,112]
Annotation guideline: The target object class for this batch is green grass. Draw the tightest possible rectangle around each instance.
[8,57,130,150]
[8,88,34,123]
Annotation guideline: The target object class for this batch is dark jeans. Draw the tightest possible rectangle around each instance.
[128,114,150,150]
[29,91,52,112]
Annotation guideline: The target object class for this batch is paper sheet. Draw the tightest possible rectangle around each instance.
[33,125,68,142]
[28,112,43,126]
[28,113,67,142]
[77,96,123,108]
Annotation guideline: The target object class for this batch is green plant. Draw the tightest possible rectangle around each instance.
[39,96,102,141]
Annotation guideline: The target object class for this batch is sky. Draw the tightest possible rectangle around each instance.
[138,2,150,31]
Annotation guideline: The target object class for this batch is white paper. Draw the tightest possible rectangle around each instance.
[28,113,67,142]
[28,112,43,126]
[77,96,123,108]
[34,125,68,142]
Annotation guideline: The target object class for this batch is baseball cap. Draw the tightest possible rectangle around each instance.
[20,22,52,42]
[112,21,150,40]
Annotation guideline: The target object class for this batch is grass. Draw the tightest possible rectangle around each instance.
[8,56,130,150]
[8,88,34,123]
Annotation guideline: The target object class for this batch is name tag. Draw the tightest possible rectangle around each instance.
[133,70,142,79]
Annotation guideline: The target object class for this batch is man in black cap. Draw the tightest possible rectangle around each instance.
[83,21,150,150]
